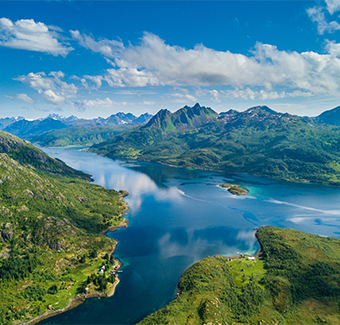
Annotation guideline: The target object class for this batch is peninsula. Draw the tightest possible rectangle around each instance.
[0,131,128,325]
[138,226,340,324]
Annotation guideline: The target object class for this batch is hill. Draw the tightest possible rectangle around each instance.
[0,132,128,325]
[89,104,340,185]
[0,131,88,179]
[30,125,136,148]
[138,226,340,325]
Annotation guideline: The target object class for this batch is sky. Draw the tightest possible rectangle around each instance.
[2,0,340,119]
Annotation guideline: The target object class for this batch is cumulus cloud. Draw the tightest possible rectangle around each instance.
[7,93,34,104]
[73,32,340,96]
[325,0,340,14]
[41,89,65,105]
[307,6,340,34]
[209,90,221,102]
[14,71,78,105]
[0,18,72,56]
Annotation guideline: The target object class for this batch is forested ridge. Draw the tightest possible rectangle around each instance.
[90,103,340,185]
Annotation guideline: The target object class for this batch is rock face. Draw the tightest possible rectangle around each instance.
[1,223,13,242]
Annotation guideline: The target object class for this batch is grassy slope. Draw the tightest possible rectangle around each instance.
[0,131,89,179]
[90,107,340,185]
[30,125,136,148]
[0,134,128,325]
[138,227,340,325]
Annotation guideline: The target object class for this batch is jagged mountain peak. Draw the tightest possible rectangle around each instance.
[144,104,217,131]
[244,105,279,116]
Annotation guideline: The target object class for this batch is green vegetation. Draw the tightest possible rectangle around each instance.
[138,227,340,325]
[0,132,128,325]
[30,125,136,148]
[90,104,340,185]
[0,131,89,179]
[220,184,249,195]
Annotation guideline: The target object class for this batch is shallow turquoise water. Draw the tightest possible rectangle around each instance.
[38,148,340,324]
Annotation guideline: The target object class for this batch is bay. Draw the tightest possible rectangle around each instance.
[38,148,340,325]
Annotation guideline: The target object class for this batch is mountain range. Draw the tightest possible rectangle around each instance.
[2,112,153,140]
[89,103,340,185]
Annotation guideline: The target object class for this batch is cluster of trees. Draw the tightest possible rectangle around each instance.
[0,253,38,282]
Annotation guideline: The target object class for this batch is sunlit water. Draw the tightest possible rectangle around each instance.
[38,148,340,324]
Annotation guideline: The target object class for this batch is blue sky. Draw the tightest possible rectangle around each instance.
[1,0,340,119]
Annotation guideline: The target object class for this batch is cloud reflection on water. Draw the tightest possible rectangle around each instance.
[157,226,258,262]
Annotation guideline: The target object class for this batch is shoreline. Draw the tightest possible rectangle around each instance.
[22,193,130,325]
[175,228,263,300]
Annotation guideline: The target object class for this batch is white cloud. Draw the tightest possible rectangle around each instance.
[83,75,103,88]
[6,93,35,104]
[74,32,340,96]
[325,0,340,14]
[84,98,129,108]
[70,30,123,57]
[0,18,72,56]
[225,88,313,100]
[307,6,340,34]
[14,71,78,105]
[209,90,221,102]
[172,92,197,103]
[41,89,65,105]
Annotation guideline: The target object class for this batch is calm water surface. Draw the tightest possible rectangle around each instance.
[39,148,340,325]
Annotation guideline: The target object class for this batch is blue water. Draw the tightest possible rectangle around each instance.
[38,148,340,324]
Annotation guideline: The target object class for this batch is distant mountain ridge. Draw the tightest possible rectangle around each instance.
[46,112,153,127]
[314,105,340,126]
[0,116,25,130]
[3,118,68,139]
[2,112,153,140]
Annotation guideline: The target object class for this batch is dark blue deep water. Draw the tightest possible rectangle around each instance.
[39,148,340,324]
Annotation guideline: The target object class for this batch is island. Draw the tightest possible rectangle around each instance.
[138,226,340,325]
[219,183,249,195]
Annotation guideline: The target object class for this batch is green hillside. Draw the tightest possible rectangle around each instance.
[89,103,219,158]
[30,125,136,148]
[89,104,340,185]
[138,226,340,325]
[0,132,128,325]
